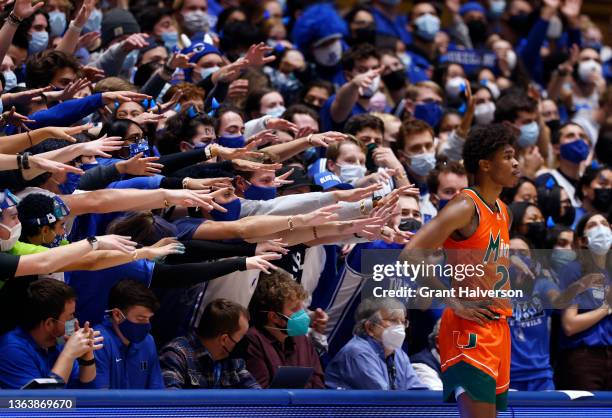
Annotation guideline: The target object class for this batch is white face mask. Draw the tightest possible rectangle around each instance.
[586,225,612,255]
[546,15,563,39]
[312,39,342,67]
[381,324,406,351]
[0,222,21,252]
[338,163,367,184]
[361,75,381,98]
[578,59,602,83]
[445,77,466,99]
[474,101,496,125]
[2,70,17,92]
[182,10,210,33]
[265,105,286,118]
[505,50,517,70]
[409,152,436,177]
[200,65,220,80]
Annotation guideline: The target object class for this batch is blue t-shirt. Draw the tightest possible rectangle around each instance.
[66,259,155,325]
[173,217,205,241]
[319,94,367,132]
[94,320,164,389]
[558,260,612,349]
[509,278,558,381]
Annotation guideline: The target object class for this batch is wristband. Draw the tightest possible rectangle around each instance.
[182,177,190,189]
[16,154,22,170]
[7,12,23,26]
[77,357,95,366]
[68,21,83,32]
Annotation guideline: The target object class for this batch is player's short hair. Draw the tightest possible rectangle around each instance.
[462,124,516,175]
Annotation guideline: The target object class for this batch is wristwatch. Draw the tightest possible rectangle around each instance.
[87,236,99,250]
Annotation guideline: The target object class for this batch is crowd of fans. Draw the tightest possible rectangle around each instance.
[0,0,609,392]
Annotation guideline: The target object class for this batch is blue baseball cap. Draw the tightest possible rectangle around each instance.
[314,171,353,191]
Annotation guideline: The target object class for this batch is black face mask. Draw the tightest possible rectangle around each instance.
[509,13,533,37]
[351,25,376,45]
[525,221,546,248]
[382,69,407,91]
[399,218,422,232]
[466,20,488,45]
[556,205,576,227]
[227,337,248,359]
[546,119,561,140]
[303,101,322,114]
[593,188,612,213]
[366,143,378,172]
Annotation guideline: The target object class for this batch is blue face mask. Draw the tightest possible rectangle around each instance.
[56,318,78,346]
[413,102,443,128]
[122,50,139,74]
[45,232,67,248]
[84,9,103,33]
[58,172,81,195]
[117,312,151,344]
[161,31,178,49]
[218,135,245,148]
[244,183,277,201]
[2,70,17,92]
[48,11,67,38]
[414,13,440,41]
[550,248,576,269]
[438,198,450,210]
[560,139,589,164]
[210,198,241,221]
[518,121,539,148]
[489,0,506,17]
[273,309,311,337]
[29,31,49,54]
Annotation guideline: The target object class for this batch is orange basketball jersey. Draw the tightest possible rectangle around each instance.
[443,188,512,316]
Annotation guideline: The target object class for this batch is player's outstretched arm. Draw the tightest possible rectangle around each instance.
[400,194,475,255]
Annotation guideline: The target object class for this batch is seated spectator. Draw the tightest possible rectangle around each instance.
[325,297,426,390]
[0,278,102,389]
[410,319,442,390]
[94,279,164,389]
[245,270,324,388]
[160,298,259,389]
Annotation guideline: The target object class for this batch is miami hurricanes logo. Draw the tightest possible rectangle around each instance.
[454,331,477,349]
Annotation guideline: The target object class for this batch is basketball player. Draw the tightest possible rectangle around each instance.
[400,124,520,418]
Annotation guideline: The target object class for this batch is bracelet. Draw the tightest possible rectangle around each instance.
[132,249,139,261]
[7,12,22,26]
[77,357,95,367]
[21,152,30,170]
[307,134,313,145]
[16,154,22,170]
[312,226,318,239]
[359,199,367,215]
[182,177,191,189]
[27,131,33,147]
[164,199,170,208]
[288,216,295,231]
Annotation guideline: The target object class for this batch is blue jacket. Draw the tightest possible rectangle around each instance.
[325,335,427,390]
[94,319,164,389]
